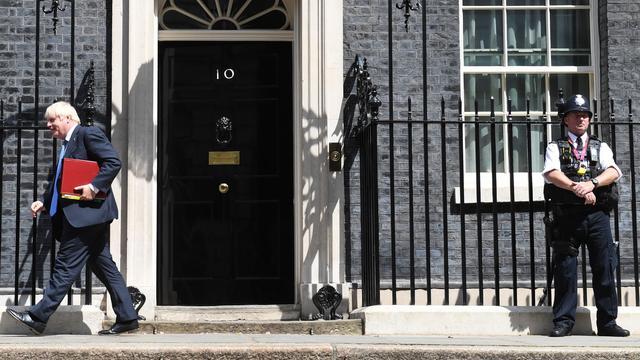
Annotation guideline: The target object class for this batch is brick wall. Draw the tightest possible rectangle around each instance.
[344,0,466,289]
[600,0,640,281]
[0,0,109,293]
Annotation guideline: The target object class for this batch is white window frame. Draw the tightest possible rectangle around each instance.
[456,0,599,204]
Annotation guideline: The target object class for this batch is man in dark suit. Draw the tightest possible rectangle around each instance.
[6,101,138,335]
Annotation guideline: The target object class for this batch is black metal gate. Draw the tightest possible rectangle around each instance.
[0,1,110,306]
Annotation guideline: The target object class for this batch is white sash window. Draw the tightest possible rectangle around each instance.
[461,0,595,175]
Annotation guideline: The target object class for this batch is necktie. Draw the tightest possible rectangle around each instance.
[49,140,67,217]
[576,136,583,152]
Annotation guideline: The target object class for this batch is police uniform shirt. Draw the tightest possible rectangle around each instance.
[542,131,622,183]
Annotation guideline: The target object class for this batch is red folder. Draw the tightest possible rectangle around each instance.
[60,158,107,200]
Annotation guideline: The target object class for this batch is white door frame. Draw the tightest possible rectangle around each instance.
[114,0,346,320]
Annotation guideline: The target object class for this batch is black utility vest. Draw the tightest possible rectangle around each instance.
[544,135,618,210]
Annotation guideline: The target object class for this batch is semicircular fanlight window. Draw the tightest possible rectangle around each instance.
[160,0,291,30]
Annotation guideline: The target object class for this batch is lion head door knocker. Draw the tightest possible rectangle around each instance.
[311,285,343,320]
[216,116,232,144]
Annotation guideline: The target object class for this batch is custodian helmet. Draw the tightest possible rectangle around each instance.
[562,94,593,118]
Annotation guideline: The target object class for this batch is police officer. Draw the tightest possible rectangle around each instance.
[542,94,629,337]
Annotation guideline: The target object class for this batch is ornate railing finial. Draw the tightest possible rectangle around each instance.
[42,0,67,35]
[84,61,96,126]
[396,0,420,32]
[353,55,382,137]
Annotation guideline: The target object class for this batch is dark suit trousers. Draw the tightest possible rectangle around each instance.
[552,210,619,329]
[29,214,138,323]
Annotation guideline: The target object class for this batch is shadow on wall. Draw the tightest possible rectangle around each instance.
[299,106,328,282]
[111,59,155,183]
[341,59,363,283]
[107,59,155,276]
[298,58,356,286]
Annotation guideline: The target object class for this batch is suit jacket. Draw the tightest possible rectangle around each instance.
[44,125,121,229]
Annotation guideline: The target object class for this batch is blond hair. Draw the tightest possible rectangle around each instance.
[44,101,81,124]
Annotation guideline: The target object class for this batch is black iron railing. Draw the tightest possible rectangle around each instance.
[354,58,640,307]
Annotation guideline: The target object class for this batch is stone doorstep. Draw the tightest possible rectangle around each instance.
[154,304,302,321]
[350,305,640,336]
[102,319,364,335]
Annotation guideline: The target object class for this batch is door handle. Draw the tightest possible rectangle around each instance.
[218,182,230,194]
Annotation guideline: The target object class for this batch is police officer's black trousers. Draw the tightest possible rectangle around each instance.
[552,209,618,329]
[29,214,138,324]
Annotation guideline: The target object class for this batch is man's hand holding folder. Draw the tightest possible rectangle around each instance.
[61,158,107,201]
[73,184,97,201]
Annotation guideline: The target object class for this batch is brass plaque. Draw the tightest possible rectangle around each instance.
[209,151,240,165]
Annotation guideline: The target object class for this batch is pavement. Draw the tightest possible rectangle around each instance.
[0,333,639,359]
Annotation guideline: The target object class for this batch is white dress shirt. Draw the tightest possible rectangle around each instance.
[542,132,622,183]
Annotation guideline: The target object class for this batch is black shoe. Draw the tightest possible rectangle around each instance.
[6,309,46,335]
[598,324,630,337]
[98,320,139,335]
[549,324,572,337]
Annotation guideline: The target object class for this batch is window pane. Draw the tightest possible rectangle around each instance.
[550,116,563,140]
[507,10,546,66]
[506,74,545,112]
[551,10,591,66]
[507,0,545,5]
[550,0,589,5]
[465,118,505,173]
[510,117,546,172]
[463,0,501,5]
[550,74,590,111]
[463,10,503,66]
[464,74,503,112]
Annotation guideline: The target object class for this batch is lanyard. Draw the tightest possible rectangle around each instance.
[568,138,588,161]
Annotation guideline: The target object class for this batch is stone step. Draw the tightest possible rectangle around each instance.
[351,305,640,336]
[154,304,301,321]
[103,319,363,335]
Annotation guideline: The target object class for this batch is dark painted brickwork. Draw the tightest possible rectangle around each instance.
[343,0,466,290]
[0,0,109,293]
[344,0,640,300]
[600,0,640,284]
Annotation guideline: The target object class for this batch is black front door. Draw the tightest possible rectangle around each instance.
[159,42,294,305]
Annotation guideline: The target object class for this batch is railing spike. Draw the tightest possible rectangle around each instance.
[610,98,616,121]
[490,96,495,118]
